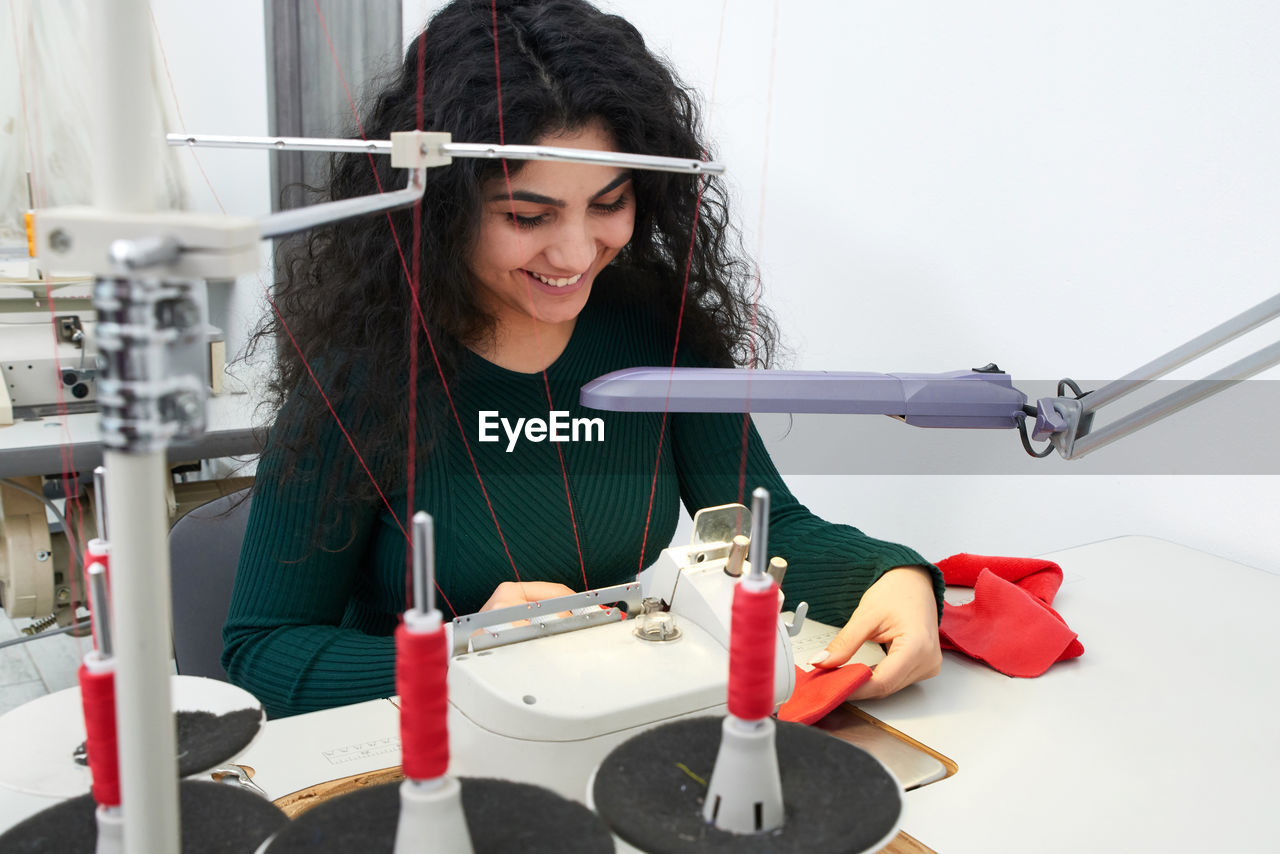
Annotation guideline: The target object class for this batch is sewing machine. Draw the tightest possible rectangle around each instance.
[0,279,99,424]
[0,275,230,428]
[441,503,802,801]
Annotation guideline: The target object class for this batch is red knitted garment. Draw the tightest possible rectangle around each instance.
[777,554,1084,726]
[777,663,872,724]
[936,553,1084,677]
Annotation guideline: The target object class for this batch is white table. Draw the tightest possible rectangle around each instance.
[862,536,1280,852]
[3,536,1277,850]
[0,389,261,478]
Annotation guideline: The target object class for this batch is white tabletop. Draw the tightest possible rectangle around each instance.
[3,536,1276,849]
[861,535,1280,852]
[0,389,261,478]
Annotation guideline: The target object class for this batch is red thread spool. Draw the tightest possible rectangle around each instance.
[726,577,781,720]
[396,614,450,781]
[78,656,121,807]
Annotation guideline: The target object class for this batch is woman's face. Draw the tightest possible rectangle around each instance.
[468,121,636,338]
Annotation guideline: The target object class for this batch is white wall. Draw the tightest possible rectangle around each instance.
[148,0,272,379]
[613,0,1280,574]
[149,1,1279,572]
[430,0,1280,571]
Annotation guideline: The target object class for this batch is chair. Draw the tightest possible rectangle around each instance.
[168,488,252,681]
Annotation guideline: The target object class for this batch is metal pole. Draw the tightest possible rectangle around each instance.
[1070,340,1280,458]
[259,169,426,239]
[93,2,180,851]
[167,133,726,175]
[1082,293,1280,414]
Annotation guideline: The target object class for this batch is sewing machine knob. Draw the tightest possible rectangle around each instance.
[633,610,681,642]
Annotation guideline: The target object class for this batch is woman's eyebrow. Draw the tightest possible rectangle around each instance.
[591,171,633,199]
[488,189,565,207]
[485,171,633,207]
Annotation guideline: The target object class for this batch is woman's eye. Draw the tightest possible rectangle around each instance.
[591,195,630,214]
[506,212,547,229]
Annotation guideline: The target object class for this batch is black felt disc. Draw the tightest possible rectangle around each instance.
[73,708,263,778]
[591,716,901,854]
[264,777,614,853]
[0,779,288,853]
[173,708,263,776]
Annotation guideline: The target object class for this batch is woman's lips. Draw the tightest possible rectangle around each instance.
[523,268,588,294]
[524,269,584,288]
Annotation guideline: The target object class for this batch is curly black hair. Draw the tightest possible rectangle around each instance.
[250,0,777,508]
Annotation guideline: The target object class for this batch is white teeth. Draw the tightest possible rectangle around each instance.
[528,271,583,288]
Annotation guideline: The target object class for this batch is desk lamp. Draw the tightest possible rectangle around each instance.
[580,294,1280,460]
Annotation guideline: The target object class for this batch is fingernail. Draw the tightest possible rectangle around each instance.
[807,650,829,666]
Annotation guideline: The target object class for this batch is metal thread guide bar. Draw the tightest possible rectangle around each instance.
[166,132,725,175]
[450,582,645,656]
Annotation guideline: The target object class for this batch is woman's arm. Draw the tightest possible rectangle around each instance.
[222,396,396,718]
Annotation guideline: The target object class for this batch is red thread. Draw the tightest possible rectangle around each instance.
[489,5,587,589]
[726,578,780,720]
[396,622,450,780]
[736,0,781,503]
[78,661,120,807]
[637,181,706,575]
[14,2,85,628]
[312,2,522,587]
[491,0,506,145]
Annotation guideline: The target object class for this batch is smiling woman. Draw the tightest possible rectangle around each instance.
[469,122,636,372]
[225,0,943,719]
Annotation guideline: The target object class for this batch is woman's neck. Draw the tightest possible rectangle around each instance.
[469,316,577,374]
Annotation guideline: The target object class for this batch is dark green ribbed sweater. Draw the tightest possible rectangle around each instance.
[225,276,943,718]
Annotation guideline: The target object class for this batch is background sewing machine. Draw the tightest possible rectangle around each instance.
[0,264,229,427]
[0,259,238,641]
[0,274,99,425]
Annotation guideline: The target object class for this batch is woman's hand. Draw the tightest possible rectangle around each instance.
[809,566,942,701]
[479,581,577,614]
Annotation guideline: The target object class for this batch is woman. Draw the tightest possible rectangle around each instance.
[226,0,943,718]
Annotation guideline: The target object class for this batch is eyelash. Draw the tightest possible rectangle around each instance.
[505,195,631,230]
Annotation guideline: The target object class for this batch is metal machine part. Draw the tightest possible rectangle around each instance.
[723,535,748,577]
[632,610,680,642]
[1034,292,1280,459]
[93,275,209,453]
[168,132,725,177]
[450,582,644,656]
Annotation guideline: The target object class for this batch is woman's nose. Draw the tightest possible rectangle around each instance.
[543,222,596,273]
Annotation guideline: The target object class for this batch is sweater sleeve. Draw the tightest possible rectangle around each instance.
[670,410,945,628]
[222,391,397,718]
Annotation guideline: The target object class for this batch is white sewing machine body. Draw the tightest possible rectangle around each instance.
[443,504,798,801]
[0,297,100,421]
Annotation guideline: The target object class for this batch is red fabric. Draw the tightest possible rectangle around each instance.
[777,663,872,725]
[936,553,1084,677]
